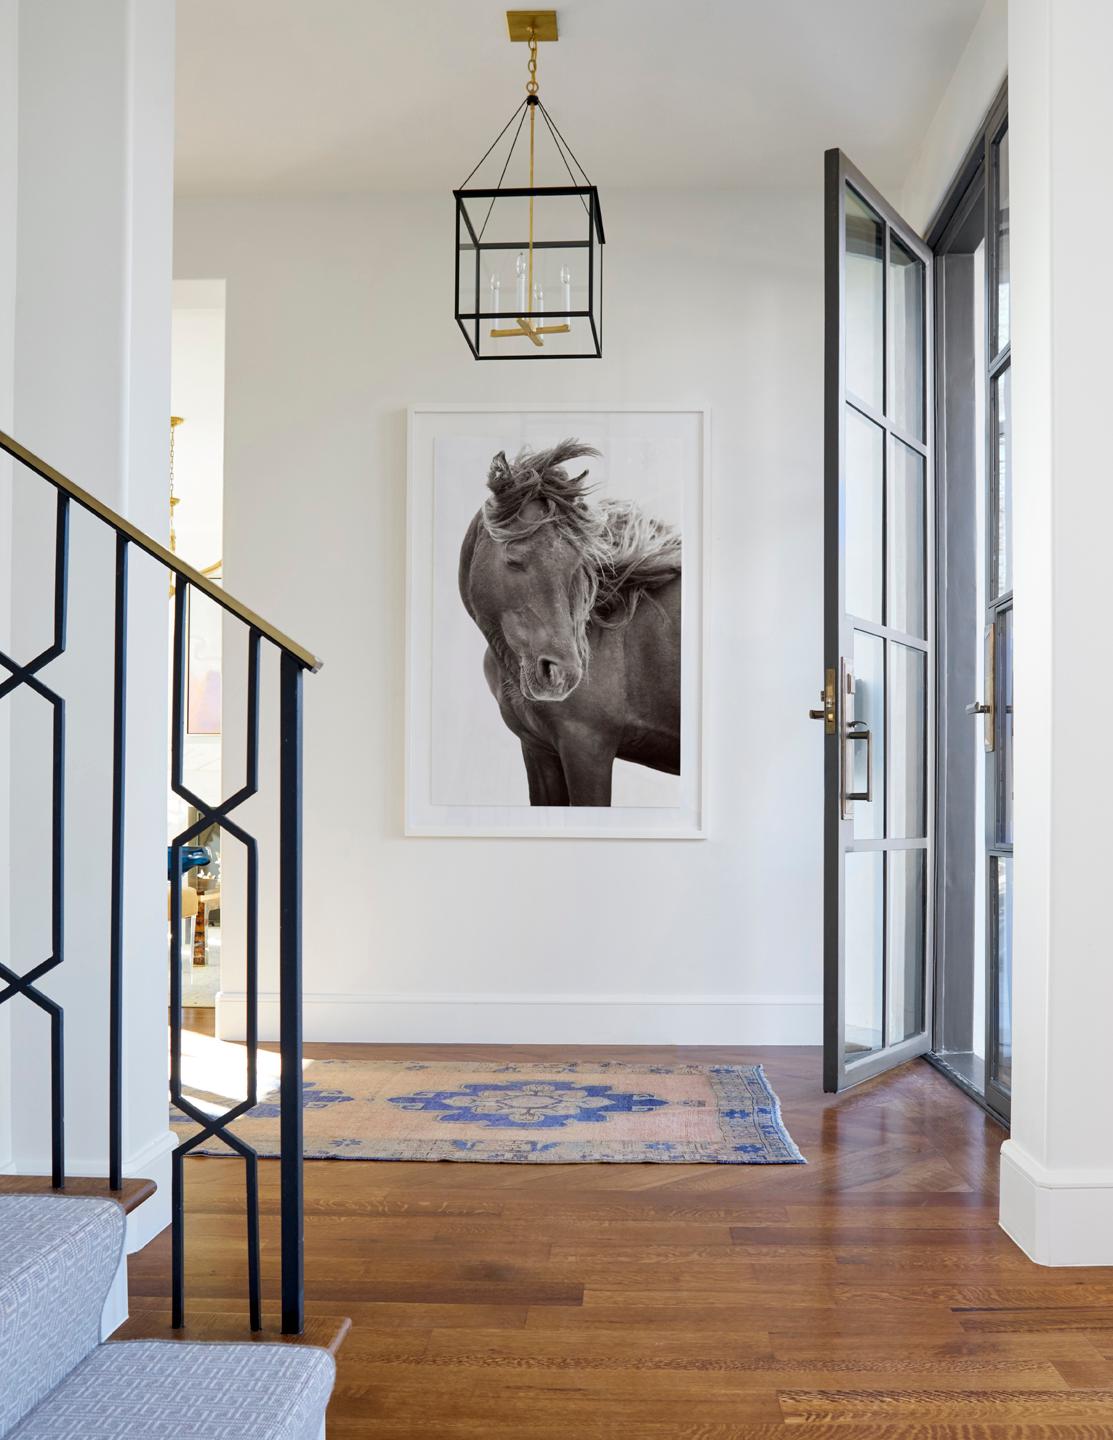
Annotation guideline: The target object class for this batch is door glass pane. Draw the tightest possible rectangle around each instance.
[888,440,926,637]
[851,630,885,840]
[994,127,1010,353]
[845,851,883,1059]
[889,642,926,839]
[845,407,884,623]
[991,855,1013,1093]
[845,186,884,411]
[891,237,925,440]
[996,607,1013,844]
[992,366,1012,596]
[888,849,926,1044]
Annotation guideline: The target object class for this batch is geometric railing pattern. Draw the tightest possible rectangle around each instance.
[0,430,319,1335]
[0,491,70,1190]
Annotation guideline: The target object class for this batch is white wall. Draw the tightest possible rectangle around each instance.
[999,0,1113,1267]
[0,0,17,1170]
[2,0,175,1246]
[174,187,826,1045]
[901,0,1008,233]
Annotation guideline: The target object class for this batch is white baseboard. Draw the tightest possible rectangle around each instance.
[120,1128,175,1252]
[5,1128,174,1252]
[214,990,823,1046]
[1000,1138,1113,1266]
[100,1245,129,1340]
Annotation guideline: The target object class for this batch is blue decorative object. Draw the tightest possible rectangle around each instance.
[167,845,211,880]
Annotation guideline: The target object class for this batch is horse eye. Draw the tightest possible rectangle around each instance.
[505,552,526,570]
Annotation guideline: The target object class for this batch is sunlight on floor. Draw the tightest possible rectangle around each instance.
[178,1028,315,1118]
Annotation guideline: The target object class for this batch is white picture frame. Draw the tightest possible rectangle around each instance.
[406,404,709,838]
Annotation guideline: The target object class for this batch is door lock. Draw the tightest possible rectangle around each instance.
[809,668,837,734]
[968,623,996,751]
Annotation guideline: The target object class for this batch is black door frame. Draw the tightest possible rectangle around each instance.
[924,81,1012,1128]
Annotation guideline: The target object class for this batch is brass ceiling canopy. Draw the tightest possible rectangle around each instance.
[506,10,558,43]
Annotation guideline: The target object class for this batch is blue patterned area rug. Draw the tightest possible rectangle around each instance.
[171,1049,805,1164]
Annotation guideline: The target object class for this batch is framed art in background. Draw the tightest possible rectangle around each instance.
[406,405,708,837]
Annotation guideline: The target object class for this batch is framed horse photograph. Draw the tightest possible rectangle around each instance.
[405,405,708,838]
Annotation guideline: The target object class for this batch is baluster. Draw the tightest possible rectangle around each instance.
[244,629,262,1331]
[108,534,128,1191]
[169,580,187,1327]
[279,651,305,1335]
[47,492,69,1190]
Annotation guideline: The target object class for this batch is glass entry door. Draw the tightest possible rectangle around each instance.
[819,151,934,1092]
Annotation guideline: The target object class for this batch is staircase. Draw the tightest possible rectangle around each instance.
[0,1192,335,1439]
[0,428,321,1339]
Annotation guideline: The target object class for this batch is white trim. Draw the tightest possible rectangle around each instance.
[0,1128,173,1252]
[215,989,823,1046]
[100,1246,129,1339]
[119,1128,175,1252]
[52,1128,174,1252]
[405,404,710,838]
[999,1139,1113,1266]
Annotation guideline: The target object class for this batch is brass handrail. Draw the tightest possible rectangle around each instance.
[0,428,321,672]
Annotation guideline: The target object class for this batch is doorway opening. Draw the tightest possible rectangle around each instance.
[928,92,1012,1124]
[168,279,227,1014]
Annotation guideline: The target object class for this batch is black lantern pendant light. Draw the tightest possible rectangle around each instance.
[454,9,604,360]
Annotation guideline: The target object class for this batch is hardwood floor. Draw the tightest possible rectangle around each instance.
[126,1040,1113,1437]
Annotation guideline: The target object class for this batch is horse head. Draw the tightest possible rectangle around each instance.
[460,443,602,704]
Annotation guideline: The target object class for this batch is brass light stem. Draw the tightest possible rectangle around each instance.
[525,30,537,333]
[488,14,570,345]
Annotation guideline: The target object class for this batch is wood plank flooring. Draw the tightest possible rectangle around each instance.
[125,1040,1113,1437]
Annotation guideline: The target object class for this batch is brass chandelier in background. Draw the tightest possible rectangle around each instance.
[454,10,604,360]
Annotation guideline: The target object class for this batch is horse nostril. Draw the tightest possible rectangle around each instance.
[538,658,563,688]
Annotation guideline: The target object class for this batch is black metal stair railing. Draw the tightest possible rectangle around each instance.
[0,490,69,1188]
[0,429,320,1335]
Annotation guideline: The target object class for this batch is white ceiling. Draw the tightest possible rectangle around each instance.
[175,0,986,197]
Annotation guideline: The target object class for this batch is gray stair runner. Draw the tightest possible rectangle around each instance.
[0,1196,335,1439]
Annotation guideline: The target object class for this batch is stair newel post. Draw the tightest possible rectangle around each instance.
[279,651,305,1336]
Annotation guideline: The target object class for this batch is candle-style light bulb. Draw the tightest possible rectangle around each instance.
[560,264,572,319]
[532,280,544,316]
[515,251,527,315]
[489,271,501,320]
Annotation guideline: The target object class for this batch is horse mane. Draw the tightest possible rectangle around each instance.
[482,440,681,629]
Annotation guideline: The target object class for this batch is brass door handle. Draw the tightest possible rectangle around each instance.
[808,707,826,720]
